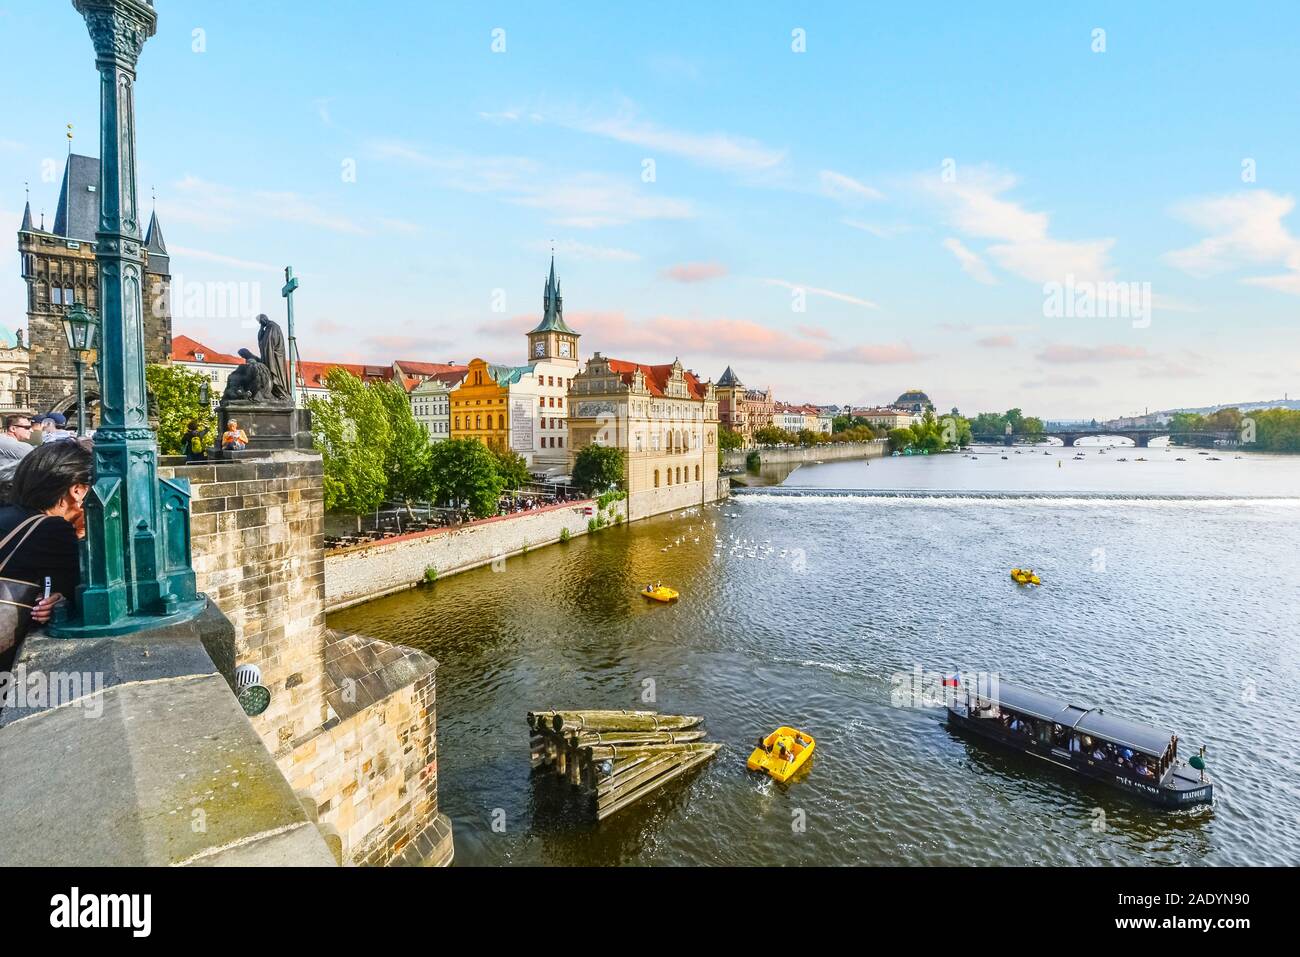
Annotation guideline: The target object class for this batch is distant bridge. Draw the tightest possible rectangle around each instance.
[970,427,1237,448]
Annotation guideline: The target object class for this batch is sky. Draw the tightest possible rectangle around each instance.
[2,1,1299,419]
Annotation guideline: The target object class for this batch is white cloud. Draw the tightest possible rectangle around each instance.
[762,278,879,309]
[162,175,368,235]
[923,167,1114,283]
[169,245,279,273]
[1165,190,1300,294]
[369,139,693,227]
[820,170,884,202]
[942,237,996,285]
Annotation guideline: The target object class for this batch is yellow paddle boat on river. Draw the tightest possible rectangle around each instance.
[747,727,815,783]
[1011,568,1042,586]
[641,583,679,603]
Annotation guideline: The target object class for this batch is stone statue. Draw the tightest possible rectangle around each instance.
[256,314,291,402]
[222,348,277,403]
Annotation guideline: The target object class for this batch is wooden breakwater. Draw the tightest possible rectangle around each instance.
[527,710,721,821]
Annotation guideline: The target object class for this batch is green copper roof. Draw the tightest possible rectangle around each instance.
[529,256,578,335]
[487,363,532,386]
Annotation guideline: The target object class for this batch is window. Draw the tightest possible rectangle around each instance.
[475,414,481,429]
[51,287,62,305]
[558,437,563,447]
[455,416,460,429]
[498,414,505,429]
[539,397,546,408]
[695,465,700,481]
[654,469,660,487]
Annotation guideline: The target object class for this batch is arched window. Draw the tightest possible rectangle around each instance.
[454,415,460,430]
[498,414,505,430]
[654,469,659,487]
[475,414,481,429]
[695,465,700,481]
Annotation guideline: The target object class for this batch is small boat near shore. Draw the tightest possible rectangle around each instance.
[946,680,1212,807]
[641,584,679,603]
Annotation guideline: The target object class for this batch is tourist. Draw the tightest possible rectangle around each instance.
[182,419,210,463]
[38,413,75,444]
[222,419,249,451]
[0,414,35,503]
[0,441,92,669]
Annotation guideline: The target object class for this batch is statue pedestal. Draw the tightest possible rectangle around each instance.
[216,402,313,456]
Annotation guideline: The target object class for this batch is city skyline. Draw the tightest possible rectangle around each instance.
[4,2,1299,418]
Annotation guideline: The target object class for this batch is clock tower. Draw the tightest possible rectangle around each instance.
[527,256,580,368]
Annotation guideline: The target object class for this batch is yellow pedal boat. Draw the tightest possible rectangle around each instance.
[747,727,815,783]
[1011,568,1042,586]
[641,585,679,602]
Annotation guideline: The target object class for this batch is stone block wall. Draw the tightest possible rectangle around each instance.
[325,499,620,611]
[160,451,453,866]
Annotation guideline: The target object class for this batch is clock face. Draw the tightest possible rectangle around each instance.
[534,340,545,357]
[559,340,571,358]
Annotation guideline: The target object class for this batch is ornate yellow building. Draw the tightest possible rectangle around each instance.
[450,359,510,452]
[567,353,722,521]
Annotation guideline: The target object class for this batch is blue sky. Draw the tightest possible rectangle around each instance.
[3,1,1299,418]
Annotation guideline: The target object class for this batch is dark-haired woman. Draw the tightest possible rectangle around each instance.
[0,441,92,668]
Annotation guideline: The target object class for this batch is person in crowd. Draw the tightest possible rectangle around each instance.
[0,440,93,630]
[221,419,249,451]
[0,414,35,503]
[38,413,76,443]
[181,419,210,463]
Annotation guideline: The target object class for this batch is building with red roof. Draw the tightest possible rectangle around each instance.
[567,351,723,521]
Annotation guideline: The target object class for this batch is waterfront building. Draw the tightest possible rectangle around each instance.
[775,403,807,434]
[525,258,582,474]
[895,389,934,413]
[409,369,467,443]
[450,358,539,460]
[715,366,774,443]
[858,407,918,430]
[816,409,834,434]
[567,352,721,521]
[18,154,172,416]
[0,327,32,415]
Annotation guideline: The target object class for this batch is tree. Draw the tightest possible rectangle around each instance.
[718,425,744,452]
[887,427,914,452]
[146,363,214,455]
[572,444,626,494]
[796,428,822,447]
[753,425,792,446]
[308,368,392,514]
[493,447,531,490]
[372,379,432,506]
[428,438,506,518]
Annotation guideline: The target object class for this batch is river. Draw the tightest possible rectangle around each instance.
[329,443,1300,866]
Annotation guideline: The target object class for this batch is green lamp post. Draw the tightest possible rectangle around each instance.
[51,0,204,637]
[61,302,98,435]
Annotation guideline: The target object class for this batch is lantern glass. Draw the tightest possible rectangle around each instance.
[62,303,98,353]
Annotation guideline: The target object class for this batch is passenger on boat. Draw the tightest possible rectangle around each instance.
[1091,745,1106,761]
[1136,761,1154,779]
[1069,735,1082,754]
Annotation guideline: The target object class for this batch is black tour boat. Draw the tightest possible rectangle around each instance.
[946,680,1212,807]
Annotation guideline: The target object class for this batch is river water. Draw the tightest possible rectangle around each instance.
[330,443,1300,866]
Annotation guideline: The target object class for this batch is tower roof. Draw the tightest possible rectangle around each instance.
[145,209,167,254]
[529,255,577,335]
[20,200,33,232]
[144,208,170,273]
[717,365,743,388]
[52,153,101,242]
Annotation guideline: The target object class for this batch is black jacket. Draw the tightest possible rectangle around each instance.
[0,506,80,605]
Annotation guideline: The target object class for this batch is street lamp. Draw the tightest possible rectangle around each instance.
[61,302,98,435]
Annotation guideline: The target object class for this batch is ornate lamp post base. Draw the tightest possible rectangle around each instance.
[48,597,207,639]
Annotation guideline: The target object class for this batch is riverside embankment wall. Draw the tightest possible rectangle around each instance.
[326,498,625,611]
[723,439,887,470]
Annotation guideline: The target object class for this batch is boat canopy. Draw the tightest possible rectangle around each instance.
[975,681,1175,758]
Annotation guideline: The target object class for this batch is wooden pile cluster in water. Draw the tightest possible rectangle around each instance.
[527,709,721,821]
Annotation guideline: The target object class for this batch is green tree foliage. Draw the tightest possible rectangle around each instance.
[970,408,1043,437]
[372,379,433,505]
[888,411,971,452]
[796,428,824,447]
[573,444,626,493]
[1173,406,1300,451]
[428,438,506,518]
[146,363,215,455]
[308,368,392,514]
[718,425,744,452]
[753,425,794,446]
[493,447,531,490]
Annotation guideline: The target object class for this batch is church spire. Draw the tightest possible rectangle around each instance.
[531,255,574,334]
[20,200,33,232]
[145,208,167,253]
